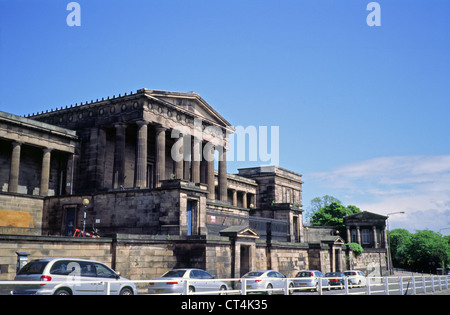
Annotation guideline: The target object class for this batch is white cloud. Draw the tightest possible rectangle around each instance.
[308,155,450,234]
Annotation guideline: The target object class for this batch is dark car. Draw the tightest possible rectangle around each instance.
[324,272,346,288]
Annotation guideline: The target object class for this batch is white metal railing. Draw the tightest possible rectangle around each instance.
[1,275,449,295]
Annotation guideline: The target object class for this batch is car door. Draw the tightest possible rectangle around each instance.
[199,270,215,292]
[273,271,285,289]
[94,262,120,295]
[189,270,203,293]
[72,261,98,295]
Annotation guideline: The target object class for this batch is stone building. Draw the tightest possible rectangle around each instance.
[0,89,388,281]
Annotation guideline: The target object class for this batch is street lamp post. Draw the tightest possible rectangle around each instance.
[82,198,90,237]
[386,211,405,275]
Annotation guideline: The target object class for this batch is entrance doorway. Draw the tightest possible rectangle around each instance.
[63,207,77,236]
[186,200,198,236]
[240,245,250,276]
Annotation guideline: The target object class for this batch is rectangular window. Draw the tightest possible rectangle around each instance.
[362,229,370,244]
[351,229,358,243]
[286,189,291,203]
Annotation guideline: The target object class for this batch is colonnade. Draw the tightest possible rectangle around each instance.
[111,120,228,201]
[7,142,67,197]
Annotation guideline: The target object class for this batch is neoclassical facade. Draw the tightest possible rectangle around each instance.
[0,89,388,279]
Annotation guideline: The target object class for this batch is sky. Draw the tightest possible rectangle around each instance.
[0,0,449,234]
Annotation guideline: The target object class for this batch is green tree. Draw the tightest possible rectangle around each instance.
[406,230,449,272]
[311,202,361,228]
[305,195,341,222]
[389,229,412,268]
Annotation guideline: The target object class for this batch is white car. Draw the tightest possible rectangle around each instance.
[148,269,228,295]
[12,258,137,295]
[237,270,294,295]
[344,270,367,286]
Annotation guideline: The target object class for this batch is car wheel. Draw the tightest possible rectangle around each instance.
[266,283,273,295]
[120,287,134,295]
[288,282,294,295]
[219,285,227,295]
[54,288,71,295]
[189,286,195,294]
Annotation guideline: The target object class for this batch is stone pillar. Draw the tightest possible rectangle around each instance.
[40,148,52,196]
[200,142,208,184]
[113,123,126,189]
[372,226,378,248]
[155,126,166,186]
[174,134,184,180]
[135,121,148,188]
[346,227,351,243]
[205,143,215,199]
[232,190,237,207]
[218,146,227,202]
[356,226,361,245]
[191,137,201,183]
[8,141,21,193]
[242,192,247,209]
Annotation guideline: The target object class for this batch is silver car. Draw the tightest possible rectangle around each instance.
[12,258,137,295]
[344,270,367,286]
[238,270,294,295]
[294,270,330,291]
[148,268,228,295]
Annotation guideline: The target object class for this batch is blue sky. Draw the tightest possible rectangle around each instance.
[1,0,449,234]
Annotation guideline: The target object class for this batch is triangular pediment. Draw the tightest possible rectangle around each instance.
[220,226,259,239]
[144,89,234,132]
[322,236,345,245]
[344,211,388,222]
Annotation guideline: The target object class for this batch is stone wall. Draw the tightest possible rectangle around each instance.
[268,242,309,277]
[0,194,44,235]
[348,248,388,276]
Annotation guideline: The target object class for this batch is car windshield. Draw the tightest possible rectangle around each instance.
[296,271,314,277]
[243,271,264,278]
[17,260,49,275]
[325,272,341,277]
[344,272,357,276]
[162,270,187,278]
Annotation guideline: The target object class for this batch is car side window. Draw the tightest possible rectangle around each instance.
[268,271,277,278]
[50,260,72,275]
[94,263,116,278]
[199,270,213,279]
[190,270,202,279]
[79,262,97,277]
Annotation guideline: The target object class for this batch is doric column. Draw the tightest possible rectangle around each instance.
[372,226,378,248]
[8,141,21,193]
[191,137,201,183]
[218,146,227,202]
[232,190,237,207]
[356,226,361,245]
[40,148,52,196]
[113,123,126,189]
[242,192,247,209]
[346,226,351,243]
[135,121,149,188]
[205,143,215,199]
[174,133,184,180]
[155,126,166,186]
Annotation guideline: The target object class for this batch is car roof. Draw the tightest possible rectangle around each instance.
[30,258,107,264]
